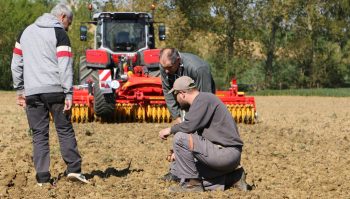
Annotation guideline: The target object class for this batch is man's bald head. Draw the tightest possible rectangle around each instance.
[159,48,180,75]
[160,48,179,64]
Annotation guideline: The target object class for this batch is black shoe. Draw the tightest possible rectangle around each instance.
[225,167,250,191]
[37,178,57,188]
[161,172,181,182]
[168,179,204,192]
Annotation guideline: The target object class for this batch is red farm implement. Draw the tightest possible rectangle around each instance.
[73,11,257,124]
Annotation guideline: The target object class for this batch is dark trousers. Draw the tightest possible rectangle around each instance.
[25,93,82,183]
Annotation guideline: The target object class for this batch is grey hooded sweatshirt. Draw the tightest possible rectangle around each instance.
[11,13,73,99]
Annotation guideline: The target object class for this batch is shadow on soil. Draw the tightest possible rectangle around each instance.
[54,160,143,182]
[83,160,143,180]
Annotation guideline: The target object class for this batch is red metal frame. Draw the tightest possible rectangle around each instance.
[72,86,93,106]
[86,49,111,68]
[116,75,164,105]
[73,76,256,112]
[141,49,160,65]
[73,49,256,117]
[215,79,256,111]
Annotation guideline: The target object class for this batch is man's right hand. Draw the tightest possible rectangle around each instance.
[159,127,171,140]
[64,99,72,111]
[16,94,26,108]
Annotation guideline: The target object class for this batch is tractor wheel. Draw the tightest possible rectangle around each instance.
[78,56,115,122]
[79,56,98,84]
[93,82,115,122]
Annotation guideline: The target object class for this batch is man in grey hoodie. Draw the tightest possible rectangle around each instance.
[11,4,88,186]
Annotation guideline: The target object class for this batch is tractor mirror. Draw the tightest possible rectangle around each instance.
[158,24,166,41]
[80,25,88,41]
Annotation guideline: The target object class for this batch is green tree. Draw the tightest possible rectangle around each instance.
[0,0,49,90]
[208,0,257,88]
[289,0,350,88]
[2,0,350,90]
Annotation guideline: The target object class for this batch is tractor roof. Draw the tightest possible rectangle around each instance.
[92,12,153,21]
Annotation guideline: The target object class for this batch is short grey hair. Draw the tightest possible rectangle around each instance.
[51,3,73,19]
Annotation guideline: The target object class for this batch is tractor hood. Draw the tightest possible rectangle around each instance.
[35,13,63,29]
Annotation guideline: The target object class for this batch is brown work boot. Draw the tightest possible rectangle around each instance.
[169,179,204,192]
[225,167,250,191]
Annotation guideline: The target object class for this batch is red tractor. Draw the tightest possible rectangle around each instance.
[72,11,257,124]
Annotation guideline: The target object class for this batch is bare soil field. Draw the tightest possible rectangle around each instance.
[0,91,349,199]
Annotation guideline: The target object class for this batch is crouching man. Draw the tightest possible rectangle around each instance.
[159,76,249,192]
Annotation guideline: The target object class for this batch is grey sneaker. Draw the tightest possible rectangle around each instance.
[168,179,204,192]
[161,172,181,182]
[67,173,89,184]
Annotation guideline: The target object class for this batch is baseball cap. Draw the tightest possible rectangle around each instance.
[168,76,196,94]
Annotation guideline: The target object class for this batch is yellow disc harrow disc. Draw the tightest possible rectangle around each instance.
[226,104,255,124]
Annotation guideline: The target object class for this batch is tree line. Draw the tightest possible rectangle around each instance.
[0,0,349,90]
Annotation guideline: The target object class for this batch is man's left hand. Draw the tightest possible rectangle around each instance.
[166,149,175,162]
[159,127,171,140]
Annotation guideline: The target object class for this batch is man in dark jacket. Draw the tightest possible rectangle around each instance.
[159,76,248,192]
[159,48,216,124]
[11,4,88,186]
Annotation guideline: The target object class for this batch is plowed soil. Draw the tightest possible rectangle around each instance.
[0,91,349,198]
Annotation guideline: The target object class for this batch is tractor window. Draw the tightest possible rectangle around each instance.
[103,20,146,52]
[96,23,102,48]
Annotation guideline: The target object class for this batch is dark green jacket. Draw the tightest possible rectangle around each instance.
[160,52,216,119]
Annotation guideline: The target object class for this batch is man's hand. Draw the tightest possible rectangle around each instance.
[16,94,26,108]
[64,99,72,111]
[172,117,182,125]
[159,127,171,140]
[166,149,175,162]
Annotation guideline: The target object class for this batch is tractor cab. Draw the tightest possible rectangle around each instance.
[79,12,165,82]
[81,12,165,53]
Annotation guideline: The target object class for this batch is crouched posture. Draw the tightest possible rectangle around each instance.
[159,76,248,192]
